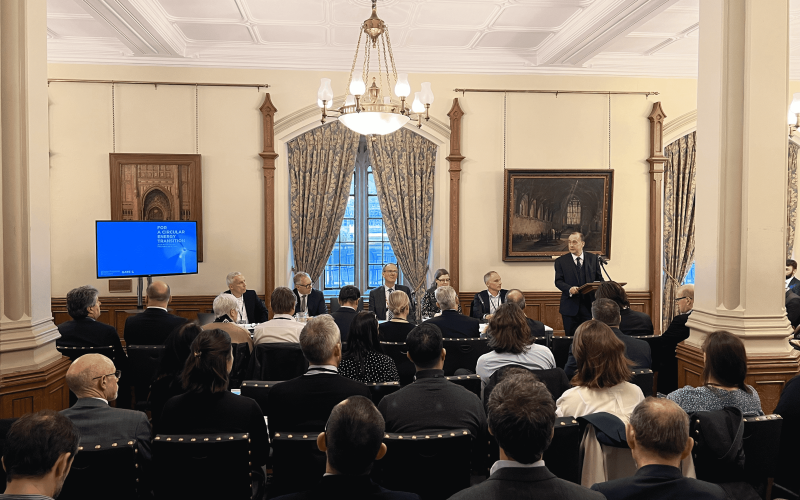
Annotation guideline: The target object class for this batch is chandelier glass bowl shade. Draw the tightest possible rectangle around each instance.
[316,0,433,135]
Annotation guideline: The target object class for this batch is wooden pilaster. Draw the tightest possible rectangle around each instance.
[446,99,465,292]
[259,94,278,315]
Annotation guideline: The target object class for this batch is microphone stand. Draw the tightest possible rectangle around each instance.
[599,256,613,281]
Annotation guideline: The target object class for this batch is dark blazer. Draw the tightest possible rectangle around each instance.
[450,465,604,500]
[655,311,691,394]
[619,308,654,336]
[123,308,187,346]
[224,289,269,324]
[331,307,358,342]
[293,288,327,317]
[426,310,481,338]
[591,464,727,500]
[786,290,800,330]
[525,317,546,338]
[57,317,127,369]
[789,277,800,296]
[369,285,416,321]
[267,372,371,434]
[378,320,416,343]
[273,474,420,500]
[775,374,800,491]
[565,326,651,380]
[554,252,603,316]
[470,289,508,319]
[61,398,152,464]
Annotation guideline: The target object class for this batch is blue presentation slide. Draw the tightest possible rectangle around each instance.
[96,221,198,278]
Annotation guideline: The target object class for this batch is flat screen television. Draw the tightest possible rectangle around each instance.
[96,221,198,278]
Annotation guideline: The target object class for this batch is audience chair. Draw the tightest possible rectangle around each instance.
[441,338,493,376]
[270,431,326,497]
[0,418,16,493]
[153,433,258,500]
[445,374,481,398]
[630,368,654,397]
[239,380,284,416]
[366,381,402,405]
[229,342,251,389]
[532,336,547,346]
[126,344,166,411]
[375,429,473,500]
[247,342,308,381]
[380,341,415,385]
[56,345,116,362]
[742,414,783,500]
[329,297,364,313]
[196,312,216,326]
[59,441,141,500]
[550,336,573,370]
[484,366,571,410]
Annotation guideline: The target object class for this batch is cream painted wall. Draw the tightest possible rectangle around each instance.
[47,63,698,297]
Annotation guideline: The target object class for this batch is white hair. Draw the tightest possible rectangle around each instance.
[226,271,243,287]
[435,286,458,310]
[213,293,239,318]
[293,272,311,286]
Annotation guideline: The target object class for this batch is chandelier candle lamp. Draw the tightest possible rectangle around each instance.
[316,0,434,135]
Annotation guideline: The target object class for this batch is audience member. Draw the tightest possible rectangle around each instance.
[774,373,800,493]
[331,285,361,341]
[147,322,203,423]
[476,304,555,386]
[57,285,127,369]
[339,312,399,383]
[667,330,763,416]
[254,287,305,344]
[470,271,508,321]
[159,329,269,469]
[267,315,371,433]
[595,281,654,336]
[203,293,253,350]
[590,398,726,500]
[787,259,800,296]
[450,371,603,500]
[273,396,420,500]
[0,410,79,500]
[293,272,327,317]
[421,268,462,318]
[505,289,546,337]
[369,263,416,321]
[224,271,269,324]
[786,288,800,330]
[426,286,481,338]
[556,320,643,423]
[123,281,187,345]
[656,284,694,393]
[565,299,651,379]
[378,291,416,342]
[378,323,486,441]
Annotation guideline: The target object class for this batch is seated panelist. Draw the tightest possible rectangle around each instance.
[223,271,269,324]
[293,272,327,317]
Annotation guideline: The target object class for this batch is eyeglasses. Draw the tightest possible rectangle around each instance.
[298,283,313,289]
[436,278,451,283]
[92,370,122,381]
[674,297,689,302]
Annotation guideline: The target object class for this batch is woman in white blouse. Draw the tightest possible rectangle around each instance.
[556,320,644,423]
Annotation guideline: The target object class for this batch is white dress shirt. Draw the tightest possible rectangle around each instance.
[253,314,304,344]
[556,382,644,424]
[490,459,545,476]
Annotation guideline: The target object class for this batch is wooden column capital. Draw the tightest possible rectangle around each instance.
[260,94,278,317]
[447,98,465,292]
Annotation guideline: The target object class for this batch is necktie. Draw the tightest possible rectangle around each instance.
[386,288,394,320]
[301,295,307,313]
[576,257,585,286]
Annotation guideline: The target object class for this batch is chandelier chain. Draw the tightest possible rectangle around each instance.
[608,93,611,169]
[376,36,384,100]
[363,36,371,99]
[347,28,364,93]
[112,83,116,153]
[503,92,507,170]
[380,29,394,94]
[384,25,398,82]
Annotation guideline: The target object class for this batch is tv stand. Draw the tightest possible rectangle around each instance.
[136,276,153,310]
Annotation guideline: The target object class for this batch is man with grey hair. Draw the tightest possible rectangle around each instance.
[124,280,187,345]
[506,289,547,338]
[369,263,416,321]
[57,285,127,369]
[223,271,269,324]
[426,286,481,338]
[591,397,726,499]
[656,283,694,393]
[202,293,253,351]
[293,272,327,317]
[254,287,305,344]
[266,315,370,434]
[61,354,152,468]
[471,271,508,321]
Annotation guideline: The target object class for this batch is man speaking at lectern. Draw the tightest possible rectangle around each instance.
[554,232,603,335]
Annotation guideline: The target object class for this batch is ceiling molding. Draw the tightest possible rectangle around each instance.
[663,109,697,145]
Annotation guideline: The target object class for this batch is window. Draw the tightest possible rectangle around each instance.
[566,197,581,225]
[322,138,398,296]
[682,261,696,285]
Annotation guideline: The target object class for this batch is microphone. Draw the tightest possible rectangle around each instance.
[598,255,612,281]
[598,255,609,265]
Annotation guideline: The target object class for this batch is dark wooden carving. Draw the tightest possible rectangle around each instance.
[259,94,278,311]
[647,102,667,335]
[447,98,465,292]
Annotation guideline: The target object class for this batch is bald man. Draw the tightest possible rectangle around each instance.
[123,281,187,345]
[656,284,694,394]
[61,354,152,465]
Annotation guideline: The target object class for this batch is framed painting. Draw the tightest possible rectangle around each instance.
[110,153,204,261]
[503,169,614,261]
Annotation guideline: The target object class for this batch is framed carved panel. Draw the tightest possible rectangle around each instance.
[110,154,204,261]
[503,169,614,261]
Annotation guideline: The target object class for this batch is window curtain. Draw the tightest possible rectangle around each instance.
[367,129,437,321]
[788,141,798,259]
[662,131,697,331]
[287,121,360,283]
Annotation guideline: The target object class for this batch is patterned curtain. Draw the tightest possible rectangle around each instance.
[287,121,360,282]
[788,142,798,259]
[367,129,437,322]
[662,132,697,331]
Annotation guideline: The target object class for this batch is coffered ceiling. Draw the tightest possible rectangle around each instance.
[44,0,800,78]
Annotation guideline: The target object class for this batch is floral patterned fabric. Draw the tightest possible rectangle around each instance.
[788,142,798,259]
[662,132,697,331]
[367,129,437,322]
[287,121,360,282]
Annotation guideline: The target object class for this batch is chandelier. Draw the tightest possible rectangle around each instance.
[316,0,434,136]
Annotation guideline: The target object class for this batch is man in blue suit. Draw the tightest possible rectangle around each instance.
[554,232,603,335]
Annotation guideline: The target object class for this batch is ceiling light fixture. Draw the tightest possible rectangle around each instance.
[316,0,434,135]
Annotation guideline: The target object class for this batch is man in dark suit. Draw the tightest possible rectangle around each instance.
[292,271,327,317]
[506,289,547,338]
[554,232,604,335]
[267,315,370,434]
[224,271,269,324]
[273,396,419,500]
[57,285,127,367]
[656,284,693,394]
[565,298,651,379]
[368,263,416,321]
[787,259,800,296]
[450,370,603,500]
[470,271,508,321]
[787,289,800,331]
[591,398,726,500]
[426,286,482,338]
[595,281,654,336]
[123,281,187,345]
[331,285,360,342]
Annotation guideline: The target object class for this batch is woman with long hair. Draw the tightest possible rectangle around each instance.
[556,320,644,422]
[421,268,462,318]
[148,321,203,423]
[339,312,399,383]
[668,330,763,416]
[378,290,416,342]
